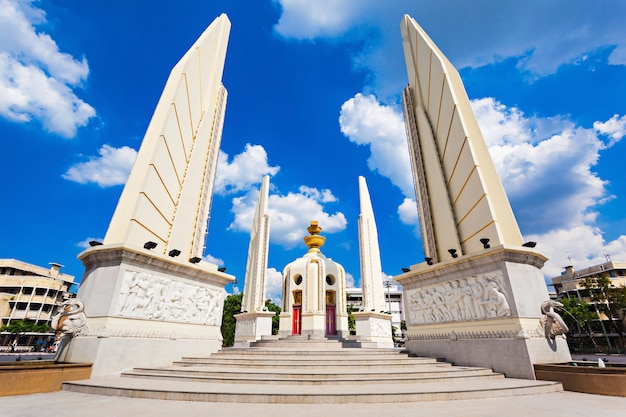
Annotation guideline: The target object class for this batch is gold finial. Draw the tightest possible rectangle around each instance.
[304,221,325,252]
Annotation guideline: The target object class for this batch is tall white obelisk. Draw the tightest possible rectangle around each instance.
[354,176,393,348]
[396,15,570,379]
[235,175,275,343]
[61,15,235,377]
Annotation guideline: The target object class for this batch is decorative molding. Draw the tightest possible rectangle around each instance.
[82,327,217,340]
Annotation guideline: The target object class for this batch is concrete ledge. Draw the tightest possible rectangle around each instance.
[0,361,92,396]
[535,363,626,397]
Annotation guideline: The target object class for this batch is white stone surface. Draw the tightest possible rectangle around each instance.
[103,14,231,262]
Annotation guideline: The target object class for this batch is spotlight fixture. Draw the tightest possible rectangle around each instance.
[522,241,537,248]
[189,257,201,264]
[480,238,490,249]
[144,241,157,250]
[168,249,181,257]
[89,240,103,247]
[218,267,227,272]
[425,257,433,265]
[448,249,458,258]
[401,267,410,273]
[380,311,385,313]
[371,309,376,312]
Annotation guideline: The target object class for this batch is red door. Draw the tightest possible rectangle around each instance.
[326,304,336,335]
[292,305,302,335]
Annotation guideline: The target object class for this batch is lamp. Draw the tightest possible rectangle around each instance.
[144,241,157,250]
[480,238,490,249]
[168,249,181,257]
[448,249,458,258]
[425,257,433,265]
[189,257,201,264]
[89,240,103,247]
[522,241,537,248]
[401,267,410,273]
[218,267,227,272]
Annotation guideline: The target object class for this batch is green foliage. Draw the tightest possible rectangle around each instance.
[347,304,356,335]
[221,292,243,347]
[559,297,598,332]
[400,320,407,331]
[264,299,281,335]
[579,275,626,351]
[0,319,49,334]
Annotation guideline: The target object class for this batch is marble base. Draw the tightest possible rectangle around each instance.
[353,311,394,348]
[234,311,276,343]
[396,245,572,379]
[62,244,234,377]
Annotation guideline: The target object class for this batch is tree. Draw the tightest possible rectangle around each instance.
[580,275,626,352]
[221,292,243,347]
[264,298,281,335]
[559,297,600,351]
[347,304,356,335]
[0,319,49,335]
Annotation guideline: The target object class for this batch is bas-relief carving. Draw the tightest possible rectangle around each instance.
[370,318,392,338]
[406,271,511,325]
[116,271,224,325]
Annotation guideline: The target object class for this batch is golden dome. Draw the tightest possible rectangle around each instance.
[304,221,326,252]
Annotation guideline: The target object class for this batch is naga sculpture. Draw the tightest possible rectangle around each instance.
[51,298,88,337]
[541,300,569,339]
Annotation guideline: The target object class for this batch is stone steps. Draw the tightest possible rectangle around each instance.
[61,340,563,403]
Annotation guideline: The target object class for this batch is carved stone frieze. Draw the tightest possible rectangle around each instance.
[116,270,224,325]
[405,271,511,325]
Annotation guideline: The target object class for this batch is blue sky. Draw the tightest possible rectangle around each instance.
[1,1,626,302]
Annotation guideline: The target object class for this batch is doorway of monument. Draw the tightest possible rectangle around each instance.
[325,290,336,335]
[292,290,302,335]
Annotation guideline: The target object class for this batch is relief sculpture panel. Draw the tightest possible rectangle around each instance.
[116,271,224,325]
[406,271,511,325]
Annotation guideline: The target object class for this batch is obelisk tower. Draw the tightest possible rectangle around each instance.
[396,15,570,379]
[61,15,235,377]
[353,176,393,348]
[235,175,275,343]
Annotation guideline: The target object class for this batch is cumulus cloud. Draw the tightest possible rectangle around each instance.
[0,0,95,137]
[273,1,626,97]
[62,144,137,187]
[214,144,280,195]
[345,272,355,288]
[203,254,224,267]
[472,97,626,276]
[265,267,284,305]
[339,93,412,196]
[228,184,347,248]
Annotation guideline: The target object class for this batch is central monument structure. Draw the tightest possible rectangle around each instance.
[59,14,235,377]
[395,15,570,379]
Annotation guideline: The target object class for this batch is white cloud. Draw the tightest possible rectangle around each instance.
[339,93,412,196]
[0,0,95,137]
[214,144,280,195]
[203,254,224,267]
[228,185,347,249]
[274,1,626,98]
[472,97,626,276]
[345,272,355,288]
[265,267,283,305]
[594,114,626,146]
[398,198,419,227]
[62,144,137,187]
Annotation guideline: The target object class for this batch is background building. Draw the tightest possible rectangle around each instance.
[346,282,404,339]
[551,260,626,352]
[0,259,75,349]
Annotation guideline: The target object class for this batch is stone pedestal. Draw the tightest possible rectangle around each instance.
[234,311,276,344]
[60,244,234,377]
[396,246,571,380]
[353,311,394,348]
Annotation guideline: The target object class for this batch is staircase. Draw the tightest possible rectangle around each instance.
[62,339,562,403]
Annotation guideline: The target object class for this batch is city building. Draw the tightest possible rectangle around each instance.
[0,259,75,349]
[550,260,626,351]
[346,283,405,338]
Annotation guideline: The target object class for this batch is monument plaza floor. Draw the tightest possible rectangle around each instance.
[1,390,625,417]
